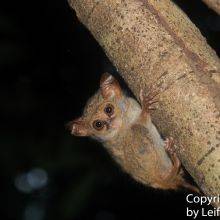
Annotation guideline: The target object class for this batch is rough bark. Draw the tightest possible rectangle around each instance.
[68,0,220,206]
[202,0,220,15]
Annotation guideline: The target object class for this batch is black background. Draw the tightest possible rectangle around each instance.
[1,0,220,220]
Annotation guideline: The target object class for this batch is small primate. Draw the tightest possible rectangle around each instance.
[68,73,199,192]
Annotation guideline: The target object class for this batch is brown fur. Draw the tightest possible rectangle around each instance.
[68,73,199,192]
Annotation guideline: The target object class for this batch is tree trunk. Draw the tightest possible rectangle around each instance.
[68,0,220,207]
[202,0,220,15]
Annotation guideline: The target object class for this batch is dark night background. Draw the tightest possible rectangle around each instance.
[1,0,220,220]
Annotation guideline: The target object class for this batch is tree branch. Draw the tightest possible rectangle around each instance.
[68,0,220,206]
[202,0,220,15]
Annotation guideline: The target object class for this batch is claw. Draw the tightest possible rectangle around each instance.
[139,87,159,112]
[164,137,181,175]
[164,137,175,154]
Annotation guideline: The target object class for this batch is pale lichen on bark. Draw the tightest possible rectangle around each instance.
[68,0,220,206]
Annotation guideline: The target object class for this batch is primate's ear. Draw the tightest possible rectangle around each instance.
[100,73,122,99]
[67,117,90,137]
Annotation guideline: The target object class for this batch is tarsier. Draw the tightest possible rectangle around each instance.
[68,73,199,192]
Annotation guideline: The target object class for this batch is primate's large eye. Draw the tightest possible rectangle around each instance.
[93,120,104,130]
[104,104,114,116]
